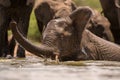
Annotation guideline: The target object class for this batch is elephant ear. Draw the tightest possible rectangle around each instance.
[69,6,93,32]
[0,0,11,7]
[71,2,77,10]
[34,1,54,23]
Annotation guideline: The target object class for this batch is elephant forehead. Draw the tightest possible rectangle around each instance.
[45,19,65,33]
[44,17,72,32]
[54,17,72,24]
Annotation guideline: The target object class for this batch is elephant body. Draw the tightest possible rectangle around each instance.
[0,0,34,57]
[99,0,120,44]
[34,0,77,34]
[79,29,120,61]
[86,10,114,42]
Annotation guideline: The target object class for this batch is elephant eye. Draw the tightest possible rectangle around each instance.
[57,21,67,27]
[48,30,54,34]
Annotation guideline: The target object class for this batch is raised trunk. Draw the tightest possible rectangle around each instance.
[10,20,54,57]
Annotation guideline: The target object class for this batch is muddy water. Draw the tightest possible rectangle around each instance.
[0,56,120,80]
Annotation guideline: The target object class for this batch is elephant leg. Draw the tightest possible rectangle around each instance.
[16,20,28,58]
[111,28,120,44]
[2,30,13,58]
[17,45,25,57]
[16,21,27,58]
[0,7,10,57]
[0,7,4,56]
[9,36,16,57]
[16,8,32,58]
[114,0,120,44]
[0,23,10,58]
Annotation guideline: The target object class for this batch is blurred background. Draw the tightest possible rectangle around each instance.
[28,0,102,42]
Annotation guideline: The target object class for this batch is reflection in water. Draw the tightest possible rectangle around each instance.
[0,56,120,80]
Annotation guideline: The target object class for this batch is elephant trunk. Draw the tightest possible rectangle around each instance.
[10,20,54,57]
[103,30,114,42]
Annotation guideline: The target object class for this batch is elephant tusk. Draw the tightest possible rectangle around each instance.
[55,54,60,64]
[54,52,60,64]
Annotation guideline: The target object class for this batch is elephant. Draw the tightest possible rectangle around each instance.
[10,7,93,61]
[11,6,120,61]
[86,10,114,42]
[34,0,77,34]
[99,0,120,44]
[0,0,34,58]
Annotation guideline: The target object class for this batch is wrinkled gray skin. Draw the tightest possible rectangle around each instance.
[86,10,114,42]
[100,0,120,44]
[11,6,120,61]
[80,29,120,61]
[11,7,92,61]
[0,0,34,58]
[34,0,76,34]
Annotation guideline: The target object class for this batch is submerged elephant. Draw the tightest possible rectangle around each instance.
[0,0,34,58]
[11,7,92,61]
[34,0,77,34]
[11,6,120,61]
[100,0,120,44]
[87,10,114,42]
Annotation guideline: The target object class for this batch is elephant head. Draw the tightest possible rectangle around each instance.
[11,7,93,61]
[86,10,114,42]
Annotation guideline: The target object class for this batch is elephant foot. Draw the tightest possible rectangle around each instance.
[43,54,60,64]
[54,52,60,64]
[43,57,47,62]
[16,52,25,58]
[16,48,25,58]
[0,54,3,57]
[0,53,13,59]
[5,54,13,59]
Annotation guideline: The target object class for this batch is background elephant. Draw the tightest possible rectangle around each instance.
[86,9,114,42]
[0,0,34,58]
[99,0,120,44]
[34,0,77,34]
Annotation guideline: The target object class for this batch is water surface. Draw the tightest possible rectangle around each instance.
[0,56,120,80]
